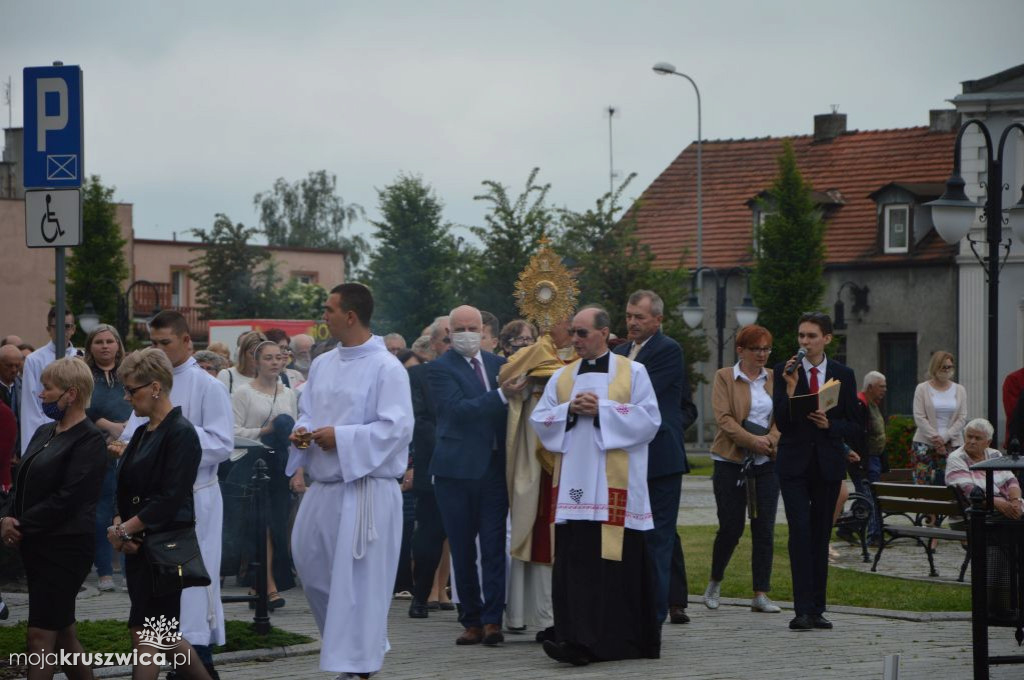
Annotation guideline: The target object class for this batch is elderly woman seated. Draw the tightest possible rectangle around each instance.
[945,418,1023,520]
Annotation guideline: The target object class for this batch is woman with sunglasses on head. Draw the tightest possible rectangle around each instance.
[230,340,298,608]
[705,324,782,614]
[83,323,132,592]
[1,358,107,680]
[911,351,967,487]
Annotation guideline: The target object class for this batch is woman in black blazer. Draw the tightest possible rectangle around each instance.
[0,357,107,680]
[107,349,212,680]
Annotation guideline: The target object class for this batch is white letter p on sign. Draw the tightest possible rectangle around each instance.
[36,77,68,153]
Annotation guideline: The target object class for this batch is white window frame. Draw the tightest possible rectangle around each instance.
[171,269,186,307]
[884,204,910,254]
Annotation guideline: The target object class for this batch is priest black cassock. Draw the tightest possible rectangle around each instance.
[529,306,662,667]
[287,284,413,679]
[120,311,233,678]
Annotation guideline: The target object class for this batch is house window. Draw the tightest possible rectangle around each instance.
[292,272,317,285]
[171,270,186,307]
[884,204,909,253]
[752,210,771,255]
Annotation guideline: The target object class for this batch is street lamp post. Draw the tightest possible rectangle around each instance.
[77,279,163,341]
[682,267,760,368]
[926,120,1024,429]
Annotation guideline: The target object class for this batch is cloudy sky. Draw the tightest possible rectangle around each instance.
[2,0,1022,247]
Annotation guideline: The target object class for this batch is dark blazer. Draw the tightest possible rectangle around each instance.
[408,362,437,493]
[2,418,106,537]
[614,330,691,478]
[772,358,859,482]
[428,349,508,480]
[116,406,202,531]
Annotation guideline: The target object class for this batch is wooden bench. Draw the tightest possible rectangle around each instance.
[834,489,874,563]
[870,482,969,579]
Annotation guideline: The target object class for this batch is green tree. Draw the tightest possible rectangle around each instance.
[254,170,368,267]
[468,168,553,323]
[556,175,708,384]
[749,141,827,356]
[263,278,329,320]
[189,214,276,319]
[67,175,129,343]
[367,174,466,340]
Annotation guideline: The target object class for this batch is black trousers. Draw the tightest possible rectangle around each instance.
[778,457,841,617]
[710,459,779,592]
[553,522,660,661]
[646,473,687,621]
[411,489,446,604]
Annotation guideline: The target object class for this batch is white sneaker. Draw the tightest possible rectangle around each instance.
[751,593,781,613]
[98,576,115,592]
[703,581,721,610]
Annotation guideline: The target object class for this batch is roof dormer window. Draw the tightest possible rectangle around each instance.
[884,204,910,254]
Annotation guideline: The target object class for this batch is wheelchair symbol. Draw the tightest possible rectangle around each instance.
[41,194,66,243]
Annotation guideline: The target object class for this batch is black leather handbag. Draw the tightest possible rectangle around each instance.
[144,525,211,597]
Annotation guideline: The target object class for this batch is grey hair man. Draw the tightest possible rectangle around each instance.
[384,332,407,355]
[289,333,315,377]
[428,316,451,358]
[857,370,887,545]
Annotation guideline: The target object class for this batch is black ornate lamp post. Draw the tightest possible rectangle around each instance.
[78,279,163,341]
[926,120,1024,428]
[681,267,759,368]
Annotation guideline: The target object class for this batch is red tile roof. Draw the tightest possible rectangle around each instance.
[632,126,959,269]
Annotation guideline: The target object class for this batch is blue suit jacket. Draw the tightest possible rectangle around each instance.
[614,330,691,478]
[772,358,859,482]
[428,349,508,480]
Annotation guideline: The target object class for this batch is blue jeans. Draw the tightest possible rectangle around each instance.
[854,456,883,542]
[93,461,118,577]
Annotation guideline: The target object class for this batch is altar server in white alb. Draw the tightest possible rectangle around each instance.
[120,311,233,679]
[288,283,414,679]
[530,305,662,667]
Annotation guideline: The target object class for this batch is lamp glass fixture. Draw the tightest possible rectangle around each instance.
[652,62,676,75]
[78,303,101,334]
[681,296,705,329]
[927,174,978,244]
[734,297,759,328]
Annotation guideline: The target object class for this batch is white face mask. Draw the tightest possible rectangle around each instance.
[451,331,482,358]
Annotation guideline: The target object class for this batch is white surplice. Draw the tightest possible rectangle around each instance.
[19,342,78,455]
[529,357,660,530]
[288,335,413,675]
[122,356,233,646]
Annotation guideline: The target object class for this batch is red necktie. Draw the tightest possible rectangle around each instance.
[470,357,487,390]
[809,366,819,394]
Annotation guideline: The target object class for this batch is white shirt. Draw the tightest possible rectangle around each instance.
[19,341,79,455]
[232,382,298,440]
[801,354,827,388]
[929,384,957,440]
[626,336,651,361]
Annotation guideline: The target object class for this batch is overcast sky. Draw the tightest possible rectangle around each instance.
[3,0,1022,247]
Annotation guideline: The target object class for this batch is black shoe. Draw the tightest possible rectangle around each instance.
[0,599,8,621]
[669,605,690,624]
[811,614,833,629]
[535,626,556,643]
[789,614,814,631]
[408,601,429,618]
[438,601,455,611]
[542,640,590,666]
[204,665,221,680]
[165,672,179,680]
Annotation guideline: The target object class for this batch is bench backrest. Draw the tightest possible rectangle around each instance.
[879,469,914,482]
[872,482,963,519]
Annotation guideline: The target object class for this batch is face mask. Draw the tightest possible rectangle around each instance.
[451,331,482,358]
[938,369,954,381]
[42,389,69,421]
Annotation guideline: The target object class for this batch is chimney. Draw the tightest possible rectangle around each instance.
[929,109,959,133]
[813,112,847,142]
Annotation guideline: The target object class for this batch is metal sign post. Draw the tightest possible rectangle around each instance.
[23,62,83,355]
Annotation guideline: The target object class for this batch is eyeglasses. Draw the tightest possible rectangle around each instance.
[510,336,535,345]
[123,382,151,397]
[49,323,75,330]
[744,347,772,354]
[441,337,451,345]
[940,364,954,370]
[570,328,590,338]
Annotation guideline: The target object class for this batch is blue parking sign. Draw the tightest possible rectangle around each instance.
[23,65,83,189]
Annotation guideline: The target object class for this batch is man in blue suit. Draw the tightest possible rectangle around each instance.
[613,290,695,626]
[429,305,527,647]
[773,312,859,631]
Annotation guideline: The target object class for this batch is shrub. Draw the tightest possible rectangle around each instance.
[884,414,915,469]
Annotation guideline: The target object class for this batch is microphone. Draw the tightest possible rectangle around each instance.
[785,347,807,375]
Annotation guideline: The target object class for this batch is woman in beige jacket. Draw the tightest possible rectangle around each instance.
[911,351,967,486]
[703,325,782,614]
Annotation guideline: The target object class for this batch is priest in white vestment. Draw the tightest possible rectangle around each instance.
[529,306,662,667]
[120,312,233,677]
[288,283,413,679]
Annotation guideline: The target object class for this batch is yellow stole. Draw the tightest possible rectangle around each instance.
[552,354,632,561]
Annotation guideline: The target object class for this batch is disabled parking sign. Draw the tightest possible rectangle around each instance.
[23,64,83,189]
[25,189,81,248]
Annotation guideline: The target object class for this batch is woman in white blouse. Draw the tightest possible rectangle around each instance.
[232,340,298,608]
[911,351,967,486]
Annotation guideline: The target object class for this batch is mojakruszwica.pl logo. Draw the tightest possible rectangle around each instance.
[9,615,191,670]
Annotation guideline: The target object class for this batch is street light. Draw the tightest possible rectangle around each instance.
[682,267,759,368]
[652,61,702,272]
[926,119,1024,429]
[79,279,163,341]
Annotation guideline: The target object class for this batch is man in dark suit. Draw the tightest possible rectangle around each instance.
[613,290,693,626]
[773,312,859,631]
[408,317,449,618]
[429,305,527,647]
